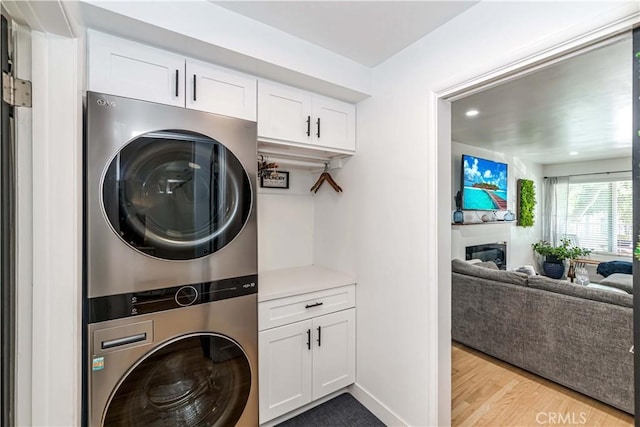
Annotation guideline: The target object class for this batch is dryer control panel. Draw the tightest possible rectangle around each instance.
[88,274,258,323]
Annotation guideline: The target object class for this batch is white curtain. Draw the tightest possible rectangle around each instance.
[541,176,569,245]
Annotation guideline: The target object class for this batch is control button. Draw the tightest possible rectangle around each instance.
[175,286,199,307]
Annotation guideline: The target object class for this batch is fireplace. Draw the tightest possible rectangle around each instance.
[465,242,507,270]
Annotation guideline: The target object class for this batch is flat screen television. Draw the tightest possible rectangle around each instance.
[461,154,508,211]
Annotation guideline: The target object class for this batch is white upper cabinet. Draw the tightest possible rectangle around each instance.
[185,59,256,121]
[258,80,356,153]
[258,81,313,144]
[311,95,356,153]
[87,30,257,120]
[88,30,185,107]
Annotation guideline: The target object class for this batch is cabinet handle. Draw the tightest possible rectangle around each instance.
[306,116,311,136]
[317,326,321,347]
[306,329,311,350]
[316,118,321,138]
[175,69,179,97]
[193,74,197,101]
[305,302,323,309]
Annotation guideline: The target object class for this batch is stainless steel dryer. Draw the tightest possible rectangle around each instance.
[87,286,258,426]
[85,91,257,298]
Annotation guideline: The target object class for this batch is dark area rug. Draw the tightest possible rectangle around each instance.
[275,393,386,427]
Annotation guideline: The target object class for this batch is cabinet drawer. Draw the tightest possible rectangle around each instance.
[259,285,355,331]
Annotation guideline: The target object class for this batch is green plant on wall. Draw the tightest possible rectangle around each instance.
[518,179,536,227]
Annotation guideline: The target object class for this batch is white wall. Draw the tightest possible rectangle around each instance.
[31,32,83,426]
[451,142,543,269]
[354,2,638,426]
[258,169,316,272]
[258,165,355,275]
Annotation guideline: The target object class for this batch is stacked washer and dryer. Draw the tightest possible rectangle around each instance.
[84,92,258,426]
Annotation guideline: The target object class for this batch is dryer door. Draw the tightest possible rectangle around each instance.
[102,130,252,260]
[103,333,252,426]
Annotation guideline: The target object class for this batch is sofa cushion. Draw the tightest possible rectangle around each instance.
[528,275,632,308]
[451,259,528,286]
[599,273,633,294]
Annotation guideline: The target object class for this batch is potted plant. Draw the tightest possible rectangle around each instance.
[532,239,591,279]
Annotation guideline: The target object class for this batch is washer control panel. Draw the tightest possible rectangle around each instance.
[175,286,199,306]
[88,274,258,323]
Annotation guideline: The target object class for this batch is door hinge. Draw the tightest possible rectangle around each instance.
[2,71,31,108]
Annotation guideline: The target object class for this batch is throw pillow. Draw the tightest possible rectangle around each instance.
[452,259,528,286]
[475,261,499,270]
[599,273,633,294]
[515,265,536,276]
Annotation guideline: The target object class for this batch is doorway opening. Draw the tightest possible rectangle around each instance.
[437,29,637,426]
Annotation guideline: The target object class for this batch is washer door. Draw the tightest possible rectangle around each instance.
[102,130,252,260]
[103,334,252,426]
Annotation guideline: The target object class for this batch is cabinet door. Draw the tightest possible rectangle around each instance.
[312,94,356,152]
[312,309,356,400]
[259,320,313,424]
[258,80,313,144]
[186,60,257,121]
[87,30,185,107]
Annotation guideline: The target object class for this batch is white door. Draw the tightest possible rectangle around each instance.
[312,94,356,152]
[87,30,185,107]
[312,309,356,400]
[186,60,256,121]
[257,80,312,144]
[259,320,313,423]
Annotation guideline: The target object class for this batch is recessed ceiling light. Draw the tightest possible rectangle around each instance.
[569,151,579,156]
[465,109,479,117]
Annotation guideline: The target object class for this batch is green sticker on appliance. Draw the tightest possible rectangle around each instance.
[92,356,104,371]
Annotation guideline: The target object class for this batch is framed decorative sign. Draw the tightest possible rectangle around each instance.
[260,171,289,189]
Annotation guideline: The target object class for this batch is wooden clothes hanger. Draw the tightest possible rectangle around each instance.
[310,163,343,193]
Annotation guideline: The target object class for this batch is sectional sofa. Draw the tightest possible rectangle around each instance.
[451,259,633,414]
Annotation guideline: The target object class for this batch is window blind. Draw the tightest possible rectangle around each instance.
[556,177,632,255]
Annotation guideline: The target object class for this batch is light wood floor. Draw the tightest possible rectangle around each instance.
[452,342,634,426]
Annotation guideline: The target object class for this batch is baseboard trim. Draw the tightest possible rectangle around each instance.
[348,383,408,426]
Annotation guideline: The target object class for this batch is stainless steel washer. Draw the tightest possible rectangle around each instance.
[87,288,258,427]
[84,92,259,426]
[85,92,257,298]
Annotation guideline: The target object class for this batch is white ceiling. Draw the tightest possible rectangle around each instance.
[213,1,478,67]
[451,37,632,165]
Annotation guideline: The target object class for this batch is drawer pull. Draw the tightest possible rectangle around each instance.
[306,328,311,350]
[317,326,321,347]
[101,333,147,350]
[305,302,323,309]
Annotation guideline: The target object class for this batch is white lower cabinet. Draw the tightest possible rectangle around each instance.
[259,306,355,424]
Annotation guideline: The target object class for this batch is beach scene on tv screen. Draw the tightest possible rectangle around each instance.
[462,155,508,210]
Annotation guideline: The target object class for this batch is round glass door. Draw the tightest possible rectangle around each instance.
[103,334,252,426]
[102,130,252,260]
